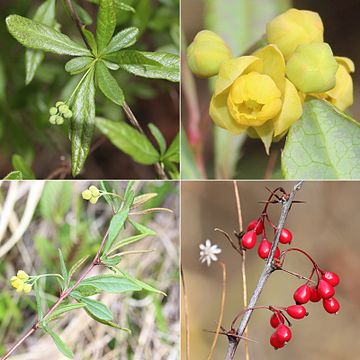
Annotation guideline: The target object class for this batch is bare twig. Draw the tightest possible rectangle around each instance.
[181,265,190,360]
[214,228,241,255]
[225,181,304,360]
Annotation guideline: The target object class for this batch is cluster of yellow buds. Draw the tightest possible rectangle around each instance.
[10,270,32,294]
[49,101,73,125]
[82,185,101,204]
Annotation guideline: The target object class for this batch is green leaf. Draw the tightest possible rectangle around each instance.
[282,99,360,179]
[44,327,74,358]
[25,0,56,85]
[74,1,92,25]
[81,27,98,55]
[120,271,165,296]
[148,123,166,155]
[70,67,96,176]
[3,171,23,180]
[65,56,94,75]
[129,218,156,235]
[58,249,68,287]
[11,154,35,179]
[163,132,179,162]
[6,15,90,56]
[46,303,86,322]
[71,293,113,321]
[103,27,139,54]
[34,282,44,321]
[105,207,130,253]
[74,285,99,297]
[96,117,160,165]
[105,50,179,82]
[85,313,131,332]
[96,0,116,53]
[103,60,120,70]
[100,255,121,266]
[78,275,142,293]
[95,61,124,106]
[68,255,89,280]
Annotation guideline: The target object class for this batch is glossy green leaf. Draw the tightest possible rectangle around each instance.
[25,0,56,84]
[86,0,135,13]
[96,0,116,53]
[282,99,360,179]
[105,50,179,82]
[3,171,23,180]
[103,27,139,54]
[6,15,90,56]
[70,67,96,176]
[47,303,86,322]
[148,123,166,155]
[95,61,124,106]
[78,275,142,293]
[44,327,74,359]
[11,154,35,179]
[72,293,113,321]
[65,56,93,75]
[163,132,179,162]
[96,117,160,165]
[103,60,120,70]
[81,27,98,55]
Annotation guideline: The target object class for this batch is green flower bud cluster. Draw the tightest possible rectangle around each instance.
[49,101,73,125]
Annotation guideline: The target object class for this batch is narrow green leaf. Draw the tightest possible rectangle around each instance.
[3,171,23,180]
[103,27,139,54]
[115,1,135,13]
[71,292,113,320]
[120,271,166,296]
[86,313,131,332]
[58,249,68,287]
[105,207,130,253]
[6,15,90,56]
[103,60,120,70]
[44,327,74,359]
[70,67,96,176]
[25,0,56,84]
[65,56,93,75]
[47,303,86,322]
[163,132,179,162]
[110,233,149,251]
[96,0,116,53]
[81,27,98,55]
[95,61,124,106]
[100,255,121,266]
[132,193,158,208]
[11,154,35,179]
[282,99,360,179]
[68,255,89,280]
[78,275,142,293]
[74,285,99,297]
[105,50,179,82]
[148,123,166,155]
[129,218,156,235]
[74,1,92,25]
[34,282,44,321]
[96,117,160,165]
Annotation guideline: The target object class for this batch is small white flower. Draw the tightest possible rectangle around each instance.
[199,239,222,266]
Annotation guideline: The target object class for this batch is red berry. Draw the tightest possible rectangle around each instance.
[274,247,280,259]
[258,239,271,259]
[247,219,264,235]
[279,228,292,244]
[270,332,285,349]
[275,324,292,343]
[293,284,311,304]
[286,305,307,319]
[241,231,257,249]
[323,297,340,314]
[309,285,321,302]
[317,279,335,299]
[270,312,285,328]
[322,271,340,287]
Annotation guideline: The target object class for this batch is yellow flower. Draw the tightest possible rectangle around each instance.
[209,44,303,152]
[311,57,355,111]
[10,270,32,294]
[286,43,338,93]
[17,270,29,280]
[267,8,324,60]
[82,189,92,200]
[187,30,232,78]
[82,185,101,204]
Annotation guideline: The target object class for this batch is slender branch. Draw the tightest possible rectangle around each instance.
[1,230,109,360]
[225,181,304,360]
[181,265,191,360]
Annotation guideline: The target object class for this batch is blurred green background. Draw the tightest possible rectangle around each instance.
[182,0,360,179]
[181,181,360,359]
[0,180,179,359]
[0,0,179,179]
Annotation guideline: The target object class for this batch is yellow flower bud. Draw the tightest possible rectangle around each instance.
[267,8,324,60]
[82,189,92,200]
[286,43,338,93]
[16,283,24,293]
[10,276,22,289]
[187,30,232,78]
[90,196,99,204]
[23,283,32,293]
[17,270,29,280]
[89,185,100,197]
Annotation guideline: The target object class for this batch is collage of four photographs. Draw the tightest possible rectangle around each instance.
[0,0,359,359]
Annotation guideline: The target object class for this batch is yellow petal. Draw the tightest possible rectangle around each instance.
[273,79,303,136]
[10,277,21,288]
[17,270,29,280]
[214,56,260,96]
[257,98,282,121]
[82,189,92,200]
[210,92,248,134]
[244,73,281,104]
[16,282,24,293]
[252,44,286,92]
[90,196,99,204]
[89,185,100,197]
[335,56,355,73]
[23,284,32,293]
[253,120,274,154]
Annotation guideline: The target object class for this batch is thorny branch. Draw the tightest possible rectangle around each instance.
[224,181,304,360]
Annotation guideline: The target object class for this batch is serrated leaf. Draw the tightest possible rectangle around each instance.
[103,27,139,54]
[70,67,96,176]
[65,56,93,75]
[71,293,113,321]
[96,117,160,165]
[105,50,179,82]
[96,61,124,106]
[105,207,130,254]
[58,249,68,287]
[44,327,74,358]
[47,303,86,322]
[11,154,35,179]
[282,99,360,179]
[78,275,142,293]
[163,132,179,162]
[3,171,23,180]
[96,0,116,53]
[148,123,166,155]
[6,15,90,56]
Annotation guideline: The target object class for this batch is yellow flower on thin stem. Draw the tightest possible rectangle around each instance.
[10,270,32,294]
